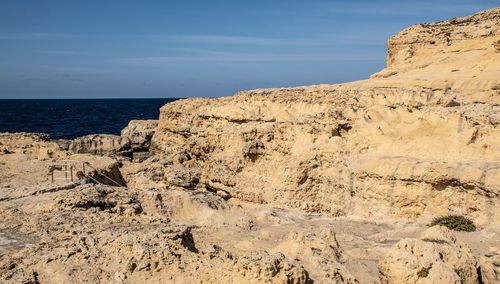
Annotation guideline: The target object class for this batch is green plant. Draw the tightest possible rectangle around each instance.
[417,267,430,278]
[430,215,476,232]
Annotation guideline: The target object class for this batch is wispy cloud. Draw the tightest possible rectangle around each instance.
[148,34,302,45]
[0,32,76,40]
[120,50,383,65]
[38,50,82,55]
[30,33,76,39]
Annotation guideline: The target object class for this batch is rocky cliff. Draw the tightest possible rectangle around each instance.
[127,7,500,226]
[1,8,499,284]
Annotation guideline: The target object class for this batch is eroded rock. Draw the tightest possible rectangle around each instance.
[479,249,500,284]
[121,120,158,152]
[379,226,478,284]
[69,134,131,156]
[123,8,500,226]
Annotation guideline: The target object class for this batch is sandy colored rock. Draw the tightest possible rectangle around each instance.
[126,8,500,226]
[386,8,500,67]
[121,120,158,151]
[69,134,131,156]
[0,184,341,284]
[379,226,478,284]
[1,8,500,284]
[479,249,500,284]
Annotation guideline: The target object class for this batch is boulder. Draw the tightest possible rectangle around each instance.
[120,120,157,151]
[379,226,478,284]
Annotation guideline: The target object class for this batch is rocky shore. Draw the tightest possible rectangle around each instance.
[1,8,499,283]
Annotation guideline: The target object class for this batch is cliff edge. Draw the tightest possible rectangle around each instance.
[1,8,499,284]
[129,7,500,225]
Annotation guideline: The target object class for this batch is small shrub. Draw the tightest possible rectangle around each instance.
[430,215,476,232]
[417,267,430,278]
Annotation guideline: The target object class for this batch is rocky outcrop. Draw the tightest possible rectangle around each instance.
[68,120,157,162]
[1,8,499,284]
[69,134,131,156]
[379,226,478,283]
[121,120,157,151]
[121,120,158,162]
[386,8,500,67]
[124,8,500,226]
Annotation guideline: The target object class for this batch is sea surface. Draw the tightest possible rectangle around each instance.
[0,98,179,139]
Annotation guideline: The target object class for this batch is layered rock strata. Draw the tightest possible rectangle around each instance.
[1,7,499,284]
[126,8,500,226]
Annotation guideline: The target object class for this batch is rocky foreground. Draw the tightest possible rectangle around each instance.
[1,8,499,284]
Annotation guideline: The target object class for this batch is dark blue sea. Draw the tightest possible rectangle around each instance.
[0,99,178,139]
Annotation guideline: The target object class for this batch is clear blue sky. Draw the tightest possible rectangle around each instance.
[0,0,498,98]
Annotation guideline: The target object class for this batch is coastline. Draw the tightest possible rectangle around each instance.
[1,8,499,283]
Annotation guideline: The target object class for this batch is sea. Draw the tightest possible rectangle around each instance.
[0,98,179,139]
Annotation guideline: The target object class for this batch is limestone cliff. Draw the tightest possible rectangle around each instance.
[2,8,500,284]
[127,8,500,225]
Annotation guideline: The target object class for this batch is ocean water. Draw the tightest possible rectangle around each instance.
[0,98,178,139]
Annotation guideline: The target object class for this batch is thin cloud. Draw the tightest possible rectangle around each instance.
[39,50,82,55]
[31,33,76,38]
[0,32,76,40]
[148,34,303,45]
[120,50,383,65]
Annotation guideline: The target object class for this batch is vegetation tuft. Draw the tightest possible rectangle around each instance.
[430,215,476,232]
[417,267,430,278]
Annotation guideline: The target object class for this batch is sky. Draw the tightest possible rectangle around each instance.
[0,0,498,99]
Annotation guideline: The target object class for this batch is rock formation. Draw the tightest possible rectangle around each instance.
[479,249,500,284]
[127,7,500,226]
[121,120,158,152]
[1,7,499,284]
[68,120,158,162]
[379,226,478,283]
[69,134,131,157]
[121,120,158,162]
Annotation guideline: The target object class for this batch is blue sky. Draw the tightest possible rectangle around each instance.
[0,0,498,98]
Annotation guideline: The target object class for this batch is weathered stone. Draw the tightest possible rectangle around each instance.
[0,8,499,284]
[131,151,150,162]
[120,120,157,151]
[124,8,500,225]
[479,249,500,284]
[379,226,478,284]
[69,134,131,156]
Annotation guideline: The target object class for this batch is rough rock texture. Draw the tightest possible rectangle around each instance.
[0,132,127,198]
[379,226,478,283]
[480,249,500,284]
[1,8,500,284]
[68,121,157,162]
[386,8,500,67]
[0,183,355,283]
[121,120,158,151]
[121,120,158,162]
[69,134,131,156]
[125,8,500,226]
